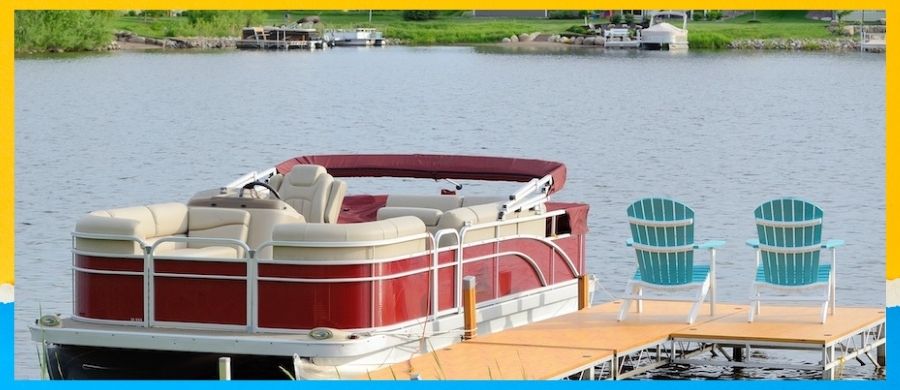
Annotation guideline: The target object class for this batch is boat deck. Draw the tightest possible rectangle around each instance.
[364,301,885,380]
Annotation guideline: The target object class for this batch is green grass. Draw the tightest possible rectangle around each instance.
[687,11,835,48]
[21,10,845,52]
[115,10,582,43]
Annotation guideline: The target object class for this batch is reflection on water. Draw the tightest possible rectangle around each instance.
[14,46,885,379]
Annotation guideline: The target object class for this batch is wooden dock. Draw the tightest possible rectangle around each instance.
[363,301,885,380]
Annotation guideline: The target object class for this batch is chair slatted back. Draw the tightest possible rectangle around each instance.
[627,198,695,285]
[754,198,824,286]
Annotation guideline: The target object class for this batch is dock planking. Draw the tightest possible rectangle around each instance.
[363,301,885,380]
[670,305,886,345]
[365,342,612,380]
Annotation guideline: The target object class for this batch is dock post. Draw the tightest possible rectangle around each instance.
[877,342,886,367]
[732,347,744,362]
[822,345,836,380]
[463,276,477,340]
[578,274,591,310]
[293,353,303,380]
[218,357,231,380]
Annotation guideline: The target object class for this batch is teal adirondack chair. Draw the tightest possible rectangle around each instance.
[618,198,725,324]
[746,198,844,324]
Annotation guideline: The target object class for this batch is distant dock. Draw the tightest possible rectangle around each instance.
[363,301,885,380]
[236,25,330,50]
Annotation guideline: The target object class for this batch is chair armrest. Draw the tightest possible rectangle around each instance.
[745,239,760,248]
[823,239,845,249]
[626,238,634,247]
[694,240,725,250]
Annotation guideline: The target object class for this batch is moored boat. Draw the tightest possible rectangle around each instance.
[237,24,330,50]
[330,28,386,47]
[30,154,592,379]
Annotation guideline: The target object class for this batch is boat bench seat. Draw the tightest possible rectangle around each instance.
[377,207,443,227]
[385,195,463,211]
[272,216,427,261]
[376,195,510,232]
[434,203,546,246]
[75,203,251,258]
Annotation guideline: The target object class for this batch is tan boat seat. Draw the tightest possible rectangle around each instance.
[275,165,345,223]
[385,195,462,211]
[187,207,251,257]
[377,206,443,226]
[74,204,251,258]
[434,202,545,246]
[272,216,427,261]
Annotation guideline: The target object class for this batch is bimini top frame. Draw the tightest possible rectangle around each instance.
[231,154,568,219]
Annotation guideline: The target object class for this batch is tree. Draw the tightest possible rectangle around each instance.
[836,10,853,24]
[402,11,438,21]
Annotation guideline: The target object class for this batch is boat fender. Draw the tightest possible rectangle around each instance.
[308,327,351,340]
[38,314,61,327]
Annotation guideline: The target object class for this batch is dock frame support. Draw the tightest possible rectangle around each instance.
[671,320,885,380]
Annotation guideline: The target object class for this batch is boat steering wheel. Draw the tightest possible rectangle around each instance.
[239,181,281,199]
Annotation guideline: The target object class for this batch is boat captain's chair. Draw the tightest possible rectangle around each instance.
[273,164,346,224]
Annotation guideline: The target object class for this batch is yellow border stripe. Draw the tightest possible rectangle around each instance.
[1,4,12,286]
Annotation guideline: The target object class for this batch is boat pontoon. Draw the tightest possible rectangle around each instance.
[30,154,592,379]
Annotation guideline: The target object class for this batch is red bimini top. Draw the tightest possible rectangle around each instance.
[276,154,568,195]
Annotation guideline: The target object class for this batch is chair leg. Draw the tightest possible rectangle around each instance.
[748,286,758,323]
[637,287,643,313]
[618,283,636,322]
[829,278,836,316]
[687,286,709,325]
[617,299,630,322]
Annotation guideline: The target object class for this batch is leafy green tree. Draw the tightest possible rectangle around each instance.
[15,10,114,52]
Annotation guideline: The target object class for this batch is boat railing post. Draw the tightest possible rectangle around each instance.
[463,276,477,340]
[247,250,256,332]
[145,245,154,327]
[218,357,231,380]
[429,235,438,321]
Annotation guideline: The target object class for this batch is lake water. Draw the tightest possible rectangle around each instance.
[14,46,885,379]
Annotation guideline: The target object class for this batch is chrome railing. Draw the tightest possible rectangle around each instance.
[70,209,579,333]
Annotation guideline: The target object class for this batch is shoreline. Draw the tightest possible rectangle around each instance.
[17,32,884,55]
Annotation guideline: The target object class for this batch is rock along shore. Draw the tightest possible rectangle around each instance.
[497,31,882,52]
[83,31,886,53]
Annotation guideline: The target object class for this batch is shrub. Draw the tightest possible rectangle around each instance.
[565,25,589,35]
[692,12,704,21]
[624,13,635,24]
[402,10,438,21]
[14,10,115,52]
[548,11,581,19]
[140,10,169,18]
[708,10,723,20]
[610,13,623,24]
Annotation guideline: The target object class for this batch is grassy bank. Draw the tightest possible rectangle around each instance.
[113,10,580,44]
[687,11,835,49]
[17,10,847,52]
